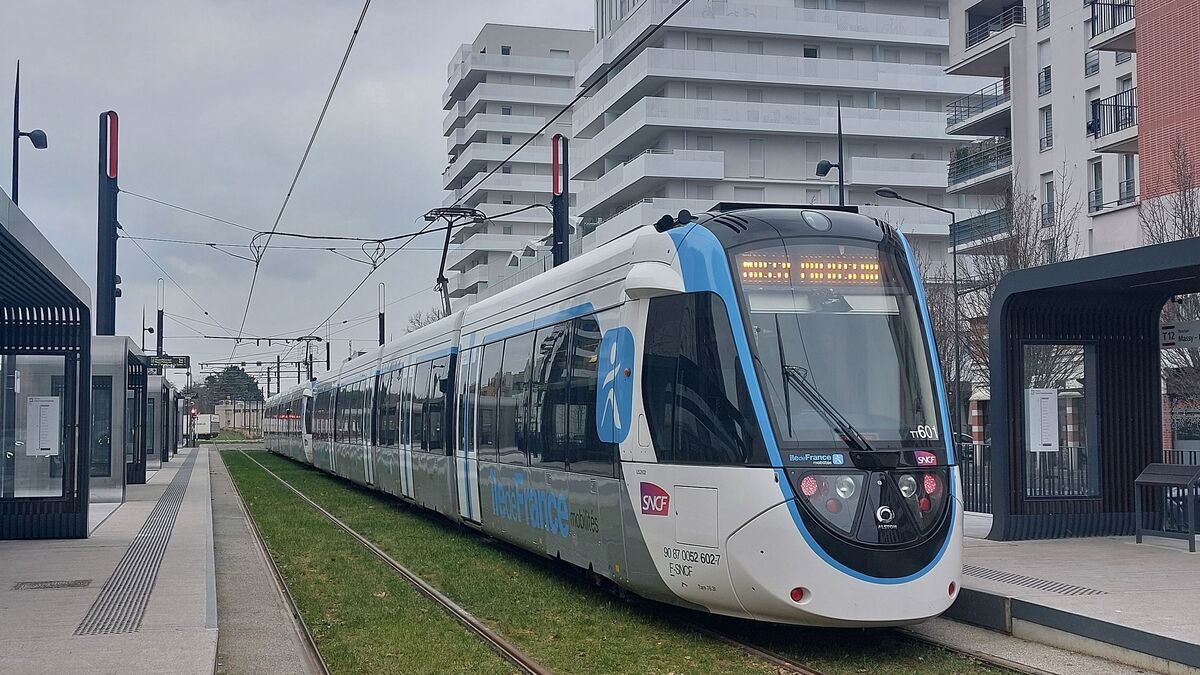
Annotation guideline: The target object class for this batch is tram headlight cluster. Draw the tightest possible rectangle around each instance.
[796,472,863,534]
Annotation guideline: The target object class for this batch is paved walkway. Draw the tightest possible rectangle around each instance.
[960,513,1200,673]
[0,447,217,674]
[210,447,321,675]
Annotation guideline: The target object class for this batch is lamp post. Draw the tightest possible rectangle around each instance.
[12,61,49,205]
[815,100,846,206]
[875,187,964,438]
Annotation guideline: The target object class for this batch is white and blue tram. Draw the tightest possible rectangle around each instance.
[264,206,962,626]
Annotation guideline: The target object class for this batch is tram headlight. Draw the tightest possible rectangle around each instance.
[897,474,918,499]
[834,475,856,499]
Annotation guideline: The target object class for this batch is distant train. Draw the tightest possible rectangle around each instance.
[265,206,961,626]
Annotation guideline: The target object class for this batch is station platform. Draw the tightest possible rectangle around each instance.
[0,447,218,675]
[952,513,1200,674]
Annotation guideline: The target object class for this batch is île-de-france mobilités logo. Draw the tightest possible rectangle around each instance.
[596,327,634,443]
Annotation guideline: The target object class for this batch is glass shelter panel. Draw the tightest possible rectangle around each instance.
[1022,344,1098,497]
[0,355,69,498]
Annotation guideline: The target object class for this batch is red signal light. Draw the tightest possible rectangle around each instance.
[790,587,808,603]
[800,475,819,497]
[923,473,940,495]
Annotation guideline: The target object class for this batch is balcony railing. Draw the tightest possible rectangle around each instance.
[1089,87,1137,138]
[950,209,1009,246]
[948,139,1012,186]
[1090,0,1135,38]
[1088,187,1104,212]
[1037,66,1052,96]
[966,5,1027,49]
[1119,178,1136,204]
[1042,202,1057,225]
[1037,0,1051,29]
[946,77,1010,127]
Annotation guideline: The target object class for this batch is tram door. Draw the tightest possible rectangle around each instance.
[399,366,415,499]
[455,348,481,522]
[364,376,377,485]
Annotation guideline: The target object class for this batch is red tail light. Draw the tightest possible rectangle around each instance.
[790,587,808,603]
[800,474,819,497]
[924,473,940,495]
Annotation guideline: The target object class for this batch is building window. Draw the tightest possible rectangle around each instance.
[1042,174,1056,225]
[747,40,763,55]
[803,44,820,59]
[836,0,866,11]
[501,106,512,116]
[1119,154,1136,204]
[549,49,570,59]
[748,139,765,178]
[502,224,513,234]
[745,88,763,103]
[695,36,713,51]
[1088,159,1104,212]
[500,45,511,56]
[694,85,712,100]
[924,51,942,66]
[803,91,821,106]
[501,135,512,145]
[501,165,512,174]
[696,135,714,151]
[692,184,715,200]
[1036,0,1050,29]
[1039,106,1054,150]
[1084,49,1100,77]
[1115,50,1132,64]
[502,193,513,205]
[837,46,854,60]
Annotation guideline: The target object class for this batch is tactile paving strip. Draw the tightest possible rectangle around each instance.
[75,452,197,635]
[963,564,1108,596]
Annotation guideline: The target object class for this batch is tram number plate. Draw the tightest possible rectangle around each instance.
[663,546,721,566]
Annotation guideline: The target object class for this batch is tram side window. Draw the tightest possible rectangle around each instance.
[427,357,451,454]
[412,361,432,451]
[476,341,504,462]
[567,315,618,476]
[304,396,313,436]
[456,349,475,457]
[643,292,766,465]
[378,370,397,447]
[498,331,535,465]
[529,323,571,469]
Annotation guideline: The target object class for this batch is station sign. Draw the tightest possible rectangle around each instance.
[148,355,191,369]
[1160,321,1200,349]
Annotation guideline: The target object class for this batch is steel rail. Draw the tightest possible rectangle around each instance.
[221,449,331,675]
[237,450,552,675]
[897,629,1058,675]
[667,616,830,675]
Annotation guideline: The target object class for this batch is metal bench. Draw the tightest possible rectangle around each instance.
[1135,463,1200,552]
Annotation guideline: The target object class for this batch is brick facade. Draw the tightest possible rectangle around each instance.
[1138,0,1200,198]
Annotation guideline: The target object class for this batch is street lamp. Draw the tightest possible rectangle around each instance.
[875,187,965,439]
[11,61,48,205]
[815,100,847,206]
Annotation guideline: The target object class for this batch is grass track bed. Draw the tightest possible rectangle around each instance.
[230,448,1013,675]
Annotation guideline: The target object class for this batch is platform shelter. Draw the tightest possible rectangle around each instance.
[988,237,1200,540]
[0,190,92,539]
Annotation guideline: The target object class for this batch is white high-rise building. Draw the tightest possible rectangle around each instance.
[945,0,1139,258]
[570,0,995,271]
[442,24,593,310]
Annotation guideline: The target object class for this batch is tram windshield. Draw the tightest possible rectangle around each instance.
[735,237,942,450]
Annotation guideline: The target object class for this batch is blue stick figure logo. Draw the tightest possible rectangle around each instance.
[596,327,634,443]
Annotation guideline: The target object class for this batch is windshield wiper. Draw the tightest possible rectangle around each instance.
[782,365,876,454]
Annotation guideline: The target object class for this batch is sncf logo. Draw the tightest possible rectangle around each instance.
[640,482,670,516]
[914,451,938,466]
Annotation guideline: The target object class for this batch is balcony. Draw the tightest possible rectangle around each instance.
[443,143,552,190]
[443,52,575,109]
[574,97,950,178]
[1037,66,1052,96]
[946,77,1011,136]
[446,113,547,154]
[576,149,724,217]
[573,47,989,134]
[848,157,949,190]
[947,139,1012,194]
[1119,178,1136,205]
[950,6,1026,77]
[950,209,1009,250]
[443,173,553,207]
[448,232,539,271]
[577,0,951,89]
[1042,202,1057,225]
[1087,188,1104,214]
[442,83,574,135]
[1089,0,1135,52]
[448,264,489,299]
[1088,88,1138,154]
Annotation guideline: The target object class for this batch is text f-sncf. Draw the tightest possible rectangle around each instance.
[640,482,670,516]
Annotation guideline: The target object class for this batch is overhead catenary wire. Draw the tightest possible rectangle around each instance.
[119,188,258,233]
[233,0,373,352]
[122,232,233,330]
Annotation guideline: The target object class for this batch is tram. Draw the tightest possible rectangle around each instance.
[264,205,961,626]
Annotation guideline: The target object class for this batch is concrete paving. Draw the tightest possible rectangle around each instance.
[960,512,1200,673]
[0,446,217,675]
[210,448,322,675]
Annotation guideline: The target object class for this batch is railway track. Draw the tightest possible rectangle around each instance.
[237,450,552,675]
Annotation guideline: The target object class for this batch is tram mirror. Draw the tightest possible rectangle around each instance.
[624,261,684,300]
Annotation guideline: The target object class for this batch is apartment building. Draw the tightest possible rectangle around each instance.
[569,0,995,273]
[945,0,1140,257]
[442,24,593,310]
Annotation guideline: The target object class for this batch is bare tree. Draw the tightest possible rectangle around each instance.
[1140,135,1200,402]
[957,164,1082,385]
[405,305,448,333]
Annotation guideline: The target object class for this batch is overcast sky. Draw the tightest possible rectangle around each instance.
[1,0,594,389]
